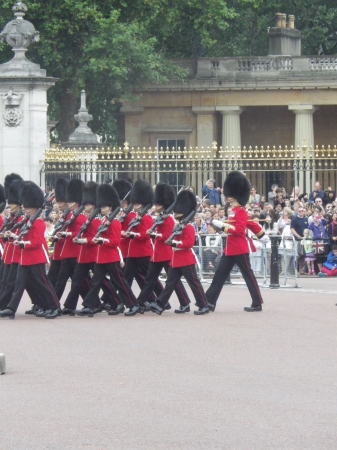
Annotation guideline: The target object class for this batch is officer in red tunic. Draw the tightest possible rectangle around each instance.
[0,181,59,319]
[77,184,139,317]
[206,171,268,312]
[47,178,69,287]
[123,180,163,303]
[54,179,87,300]
[137,182,190,312]
[0,176,25,310]
[145,190,209,315]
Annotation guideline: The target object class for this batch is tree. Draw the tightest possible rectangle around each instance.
[1,0,337,144]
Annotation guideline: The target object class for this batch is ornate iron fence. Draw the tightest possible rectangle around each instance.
[40,141,337,197]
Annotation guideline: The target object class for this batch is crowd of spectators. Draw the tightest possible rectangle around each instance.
[193,179,337,276]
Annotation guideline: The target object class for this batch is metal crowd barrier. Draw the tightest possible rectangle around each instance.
[192,233,301,289]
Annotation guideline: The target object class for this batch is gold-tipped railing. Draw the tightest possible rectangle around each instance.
[40,141,337,195]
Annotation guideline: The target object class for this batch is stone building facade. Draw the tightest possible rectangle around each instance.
[118,14,337,195]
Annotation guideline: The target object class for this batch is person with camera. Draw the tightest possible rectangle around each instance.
[308,181,325,205]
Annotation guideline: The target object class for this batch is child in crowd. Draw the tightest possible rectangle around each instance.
[301,228,316,275]
[319,245,337,277]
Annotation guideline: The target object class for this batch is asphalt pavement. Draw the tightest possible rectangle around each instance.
[0,278,336,450]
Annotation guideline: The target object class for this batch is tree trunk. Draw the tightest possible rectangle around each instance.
[58,80,77,143]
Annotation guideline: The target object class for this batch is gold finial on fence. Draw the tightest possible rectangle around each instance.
[212,141,217,158]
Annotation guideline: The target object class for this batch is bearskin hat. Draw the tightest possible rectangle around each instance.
[223,171,251,206]
[82,181,97,206]
[113,179,132,203]
[97,184,120,210]
[0,184,5,213]
[55,178,69,203]
[66,179,84,204]
[4,173,23,200]
[21,181,44,209]
[8,179,23,205]
[154,182,175,209]
[174,190,197,218]
[131,180,154,206]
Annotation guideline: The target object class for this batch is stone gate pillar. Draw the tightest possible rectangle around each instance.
[0,2,56,184]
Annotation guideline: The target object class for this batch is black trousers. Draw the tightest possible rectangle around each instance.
[206,254,263,307]
[156,264,207,308]
[47,259,62,287]
[7,264,59,312]
[124,256,163,301]
[63,262,121,310]
[0,259,4,291]
[137,261,190,307]
[55,257,91,301]
[0,263,46,310]
[83,262,137,310]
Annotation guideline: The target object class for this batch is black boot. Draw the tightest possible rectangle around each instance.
[108,304,125,315]
[124,305,140,316]
[144,301,163,315]
[174,305,190,314]
[0,308,15,319]
[194,305,209,315]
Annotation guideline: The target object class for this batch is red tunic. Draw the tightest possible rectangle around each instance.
[20,218,49,266]
[170,224,197,268]
[96,219,121,264]
[77,217,101,264]
[120,211,135,259]
[224,205,265,256]
[60,212,87,259]
[0,216,3,258]
[127,214,153,258]
[12,216,26,264]
[151,215,174,263]
[51,212,66,261]
[2,215,24,265]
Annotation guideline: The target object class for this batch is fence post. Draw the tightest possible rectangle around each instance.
[269,236,280,289]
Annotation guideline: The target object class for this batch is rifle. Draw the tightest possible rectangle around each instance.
[7,215,29,233]
[51,208,70,237]
[75,207,101,240]
[0,209,23,234]
[58,205,85,234]
[15,207,43,241]
[148,201,176,235]
[126,203,152,233]
[117,203,133,223]
[165,208,197,245]
[94,205,121,240]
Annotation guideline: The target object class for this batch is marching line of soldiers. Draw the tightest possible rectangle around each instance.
[0,170,269,320]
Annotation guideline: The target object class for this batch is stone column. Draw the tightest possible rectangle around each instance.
[216,106,245,153]
[217,106,245,182]
[289,104,318,192]
[192,107,216,189]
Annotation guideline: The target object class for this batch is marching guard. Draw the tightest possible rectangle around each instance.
[62,181,122,315]
[76,184,139,317]
[137,182,190,313]
[123,179,164,306]
[47,177,69,287]
[206,171,269,312]
[0,181,59,319]
[54,179,89,300]
[145,190,209,315]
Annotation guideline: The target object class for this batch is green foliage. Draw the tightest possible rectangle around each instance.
[0,0,337,143]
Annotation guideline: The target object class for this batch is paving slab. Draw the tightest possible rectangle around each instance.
[0,280,336,450]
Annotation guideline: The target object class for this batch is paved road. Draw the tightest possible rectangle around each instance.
[0,279,336,449]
